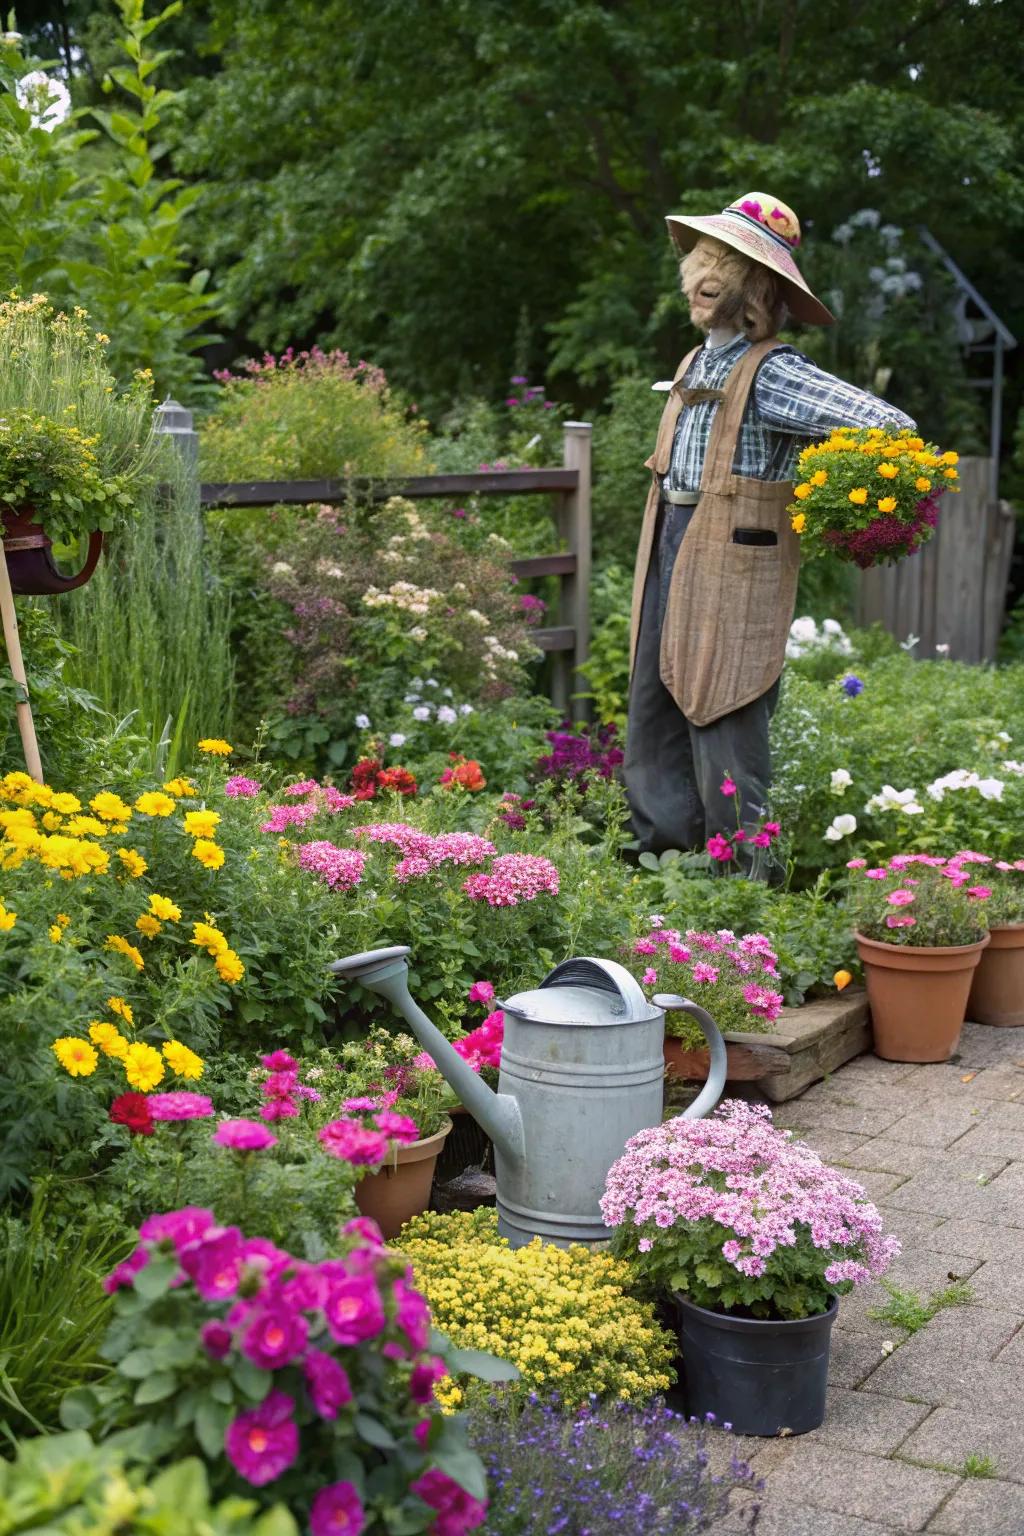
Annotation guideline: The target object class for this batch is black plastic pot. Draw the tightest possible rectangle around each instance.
[674,1291,838,1436]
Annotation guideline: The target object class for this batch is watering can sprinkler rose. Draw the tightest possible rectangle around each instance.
[330,948,727,1249]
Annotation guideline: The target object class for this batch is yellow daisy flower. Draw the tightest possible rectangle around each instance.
[52,1036,98,1077]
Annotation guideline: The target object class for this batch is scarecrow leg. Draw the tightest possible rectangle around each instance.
[0,540,43,783]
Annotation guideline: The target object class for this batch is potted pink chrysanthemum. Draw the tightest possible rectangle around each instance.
[601,1100,899,1436]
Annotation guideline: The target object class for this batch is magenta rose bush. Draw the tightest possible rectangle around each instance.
[601,1101,899,1321]
[67,1207,510,1533]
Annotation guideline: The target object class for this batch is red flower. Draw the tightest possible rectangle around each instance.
[439,755,486,792]
[376,766,418,796]
[110,1092,154,1137]
[350,757,382,800]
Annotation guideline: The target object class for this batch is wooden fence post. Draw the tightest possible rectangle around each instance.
[559,422,592,720]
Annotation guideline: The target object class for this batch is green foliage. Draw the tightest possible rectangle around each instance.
[578,562,632,728]
[961,1453,997,1479]
[868,1278,975,1335]
[848,860,989,948]
[0,1435,299,1536]
[590,375,663,567]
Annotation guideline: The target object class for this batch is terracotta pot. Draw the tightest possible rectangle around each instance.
[967,923,1024,1027]
[856,931,990,1063]
[354,1118,452,1240]
[1,505,103,595]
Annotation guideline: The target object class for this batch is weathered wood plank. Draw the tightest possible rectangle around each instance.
[532,626,575,652]
[198,470,578,507]
[509,553,576,578]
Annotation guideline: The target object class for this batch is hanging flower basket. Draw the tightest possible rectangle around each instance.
[2,505,103,595]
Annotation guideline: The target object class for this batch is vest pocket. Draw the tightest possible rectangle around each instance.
[732,527,778,547]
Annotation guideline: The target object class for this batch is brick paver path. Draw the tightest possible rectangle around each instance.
[713,1020,1024,1535]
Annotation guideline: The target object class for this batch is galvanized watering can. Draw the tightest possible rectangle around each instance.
[331,946,727,1250]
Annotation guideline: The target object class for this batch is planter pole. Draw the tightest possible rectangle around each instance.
[0,540,43,782]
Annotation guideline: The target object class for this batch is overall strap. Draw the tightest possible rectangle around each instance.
[698,339,783,496]
[646,345,702,476]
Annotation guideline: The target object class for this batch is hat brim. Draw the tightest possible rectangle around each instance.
[667,213,835,328]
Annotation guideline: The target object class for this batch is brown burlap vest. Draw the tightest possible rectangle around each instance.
[628,339,800,727]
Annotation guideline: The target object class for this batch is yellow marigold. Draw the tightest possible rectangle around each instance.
[943,466,958,479]
[183,809,221,840]
[149,893,182,922]
[790,512,806,534]
[123,1041,164,1092]
[134,792,176,818]
[163,1040,204,1080]
[50,792,82,815]
[810,469,827,487]
[162,777,197,798]
[52,1036,98,1077]
[848,488,868,506]
[877,461,899,480]
[65,816,110,839]
[915,476,932,493]
[191,921,228,956]
[90,792,132,822]
[214,948,245,984]
[105,935,145,971]
[89,1021,129,1058]
[942,451,959,465]
[191,839,225,871]
[0,808,36,831]
[906,436,924,450]
[1,771,38,803]
[877,496,898,514]
[48,924,62,943]
[117,848,148,878]
[56,913,70,928]
[0,906,16,931]
[135,914,162,939]
[197,739,233,756]
[880,444,901,458]
[867,427,884,440]
[108,996,134,1025]
[41,811,63,831]
[792,483,812,500]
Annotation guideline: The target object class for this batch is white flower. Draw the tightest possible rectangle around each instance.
[409,626,427,642]
[458,704,474,717]
[403,693,421,704]
[976,777,1004,802]
[789,616,818,644]
[16,70,71,130]
[1001,760,1024,776]
[389,733,407,747]
[866,784,923,815]
[411,678,424,689]
[935,643,950,655]
[436,706,457,725]
[824,814,857,842]
[425,678,438,688]
[354,714,371,730]
[649,914,666,927]
[830,769,853,795]
[442,687,454,698]
[412,706,431,721]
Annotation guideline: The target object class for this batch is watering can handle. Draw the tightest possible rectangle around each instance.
[652,995,727,1120]
[540,956,651,1018]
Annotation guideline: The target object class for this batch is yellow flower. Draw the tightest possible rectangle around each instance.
[191,921,228,956]
[48,924,62,943]
[848,488,868,506]
[215,949,245,984]
[162,777,197,798]
[183,809,222,840]
[135,914,162,939]
[810,469,827,487]
[906,437,924,451]
[89,792,132,822]
[790,512,806,534]
[877,496,898,514]
[943,467,958,480]
[134,792,176,817]
[833,969,853,991]
[41,811,64,830]
[50,792,82,815]
[942,451,959,465]
[89,1021,129,1059]
[163,1040,204,1080]
[0,906,16,931]
[108,996,134,1025]
[877,461,899,480]
[56,913,70,928]
[793,483,812,500]
[117,848,148,878]
[197,739,233,756]
[915,476,932,493]
[0,808,36,832]
[191,839,225,871]
[105,935,145,971]
[52,1036,98,1077]
[123,1042,164,1092]
[149,893,182,922]
[65,816,111,839]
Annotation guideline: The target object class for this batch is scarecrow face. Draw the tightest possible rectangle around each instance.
[679,236,750,333]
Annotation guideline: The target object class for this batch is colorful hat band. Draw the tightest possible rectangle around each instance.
[718,206,796,253]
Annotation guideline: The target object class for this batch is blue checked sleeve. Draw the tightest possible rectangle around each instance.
[753,350,916,438]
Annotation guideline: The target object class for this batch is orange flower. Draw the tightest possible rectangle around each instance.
[833,970,852,991]
[848,488,868,506]
[877,496,898,514]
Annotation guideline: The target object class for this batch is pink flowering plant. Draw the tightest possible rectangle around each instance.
[70,1206,510,1532]
[624,921,785,1049]
[847,853,990,947]
[946,852,1024,925]
[601,1101,900,1320]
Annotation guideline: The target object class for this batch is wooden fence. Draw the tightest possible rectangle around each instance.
[856,456,1016,661]
[194,422,593,719]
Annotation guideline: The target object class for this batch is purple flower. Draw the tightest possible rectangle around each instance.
[310,1482,366,1536]
[224,1390,299,1486]
[841,674,865,697]
[180,1226,246,1300]
[201,1320,233,1359]
[304,1347,353,1419]
[241,1305,309,1370]
[323,1273,385,1344]
[147,1091,214,1121]
[213,1118,278,1151]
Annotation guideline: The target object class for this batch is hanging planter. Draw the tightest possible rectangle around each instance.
[2,506,103,595]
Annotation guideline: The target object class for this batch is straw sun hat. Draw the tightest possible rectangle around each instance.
[666,193,835,327]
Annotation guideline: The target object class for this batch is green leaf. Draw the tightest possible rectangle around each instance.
[58,1388,99,1430]
[638,852,661,871]
[354,1411,397,1449]
[232,1358,272,1402]
[134,1370,177,1404]
[134,1255,179,1299]
[431,1444,488,1504]
[148,1458,209,1517]
[253,1509,301,1536]
[118,1347,155,1379]
[446,1347,519,1382]
[195,1397,232,1459]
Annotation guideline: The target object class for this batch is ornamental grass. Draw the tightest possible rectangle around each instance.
[399,1208,676,1408]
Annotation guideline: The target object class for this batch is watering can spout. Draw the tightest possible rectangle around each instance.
[329,947,525,1165]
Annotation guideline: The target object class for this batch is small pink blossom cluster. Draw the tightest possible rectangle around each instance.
[390,831,499,883]
[601,1100,899,1315]
[462,852,560,906]
[261,780,356,833]
[706,818,781,863]
[416,980,504,1076]
[631,925,784,1026]
[296,841,367,891]
[320,1095,420,1164]
[848,852,994,934]
[224,775,262,799]
[104,1207,485,1533]
[148,1092,214,1122]
[259,1049,322,1121]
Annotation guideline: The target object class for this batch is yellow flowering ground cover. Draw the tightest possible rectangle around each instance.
[400,1208,676,1409]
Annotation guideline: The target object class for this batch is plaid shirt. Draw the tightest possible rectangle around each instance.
[666,334,916,492]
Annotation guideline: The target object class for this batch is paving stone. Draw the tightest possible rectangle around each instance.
[838,1140,1005,1180]
[836,1250,981,1336]
[976,1101,1024,1132]
[809,1387,931,1454]
[940,1122,1024,1160]
[843,1168,909,1201]
[800,1080,925,1114]
[719,1502,897,1536]
[794,1127,874,1164]
[925,1479,1024,1534]
[919,1218,1024,1261]
[899,1405,1024,1482]
[875,1209,947,1250]
[882,1105,986,1150]
[967,1258,1024,1310]
[829,1326,892,1387]
[765,1444,958,1530]
[862,1308,1024,1407]
[835,1055,922,1086]
[994,1325,1024,1365]
[883,1168,1018,1222]
[772,1100,903,1137]
[949,1064,1024,1100]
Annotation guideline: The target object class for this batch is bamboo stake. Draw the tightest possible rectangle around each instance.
[0,542,43,782]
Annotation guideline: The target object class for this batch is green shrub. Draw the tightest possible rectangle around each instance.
[591,374,663,568]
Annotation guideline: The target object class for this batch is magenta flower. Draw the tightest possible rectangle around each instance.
[468,980,495,1004]
[751,831,772,847]
[342,1216,384,1247]
[180,1226,246,1300]
[865,868,887,880]
[763,821,781,838]
[260,1095,299,1121]
[374,1110,420,1144]
[692,962,719,984]
[213,1119,278,1151]
[409,1355,448,1405]
[261,1050,298,1071]
[225,1390,299,1486]
[847,858,867,869]
[394,1278,431,1353]
[304,1347,353,1419]
[967,885,993,900]
[310,1482,366,1536]
[200,1320,233,1359]
[342,1096,379,1112]
[886,889,916,907]
[720,776,737,796]
[241,1305,309,1370]
[103,1245,149,1294]
[283,779,319,798]
[411,1468,487,1534]
[319,1119,390,1165]
[706,833,734,862]
[642,967,657,985]
[139,1207,216,1250]
[324,1273,386,1344]
[147,1091,214,1121]
[224,775,262,798]
[885,913,917,928]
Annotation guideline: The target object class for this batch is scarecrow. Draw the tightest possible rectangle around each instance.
[624,192,914,869]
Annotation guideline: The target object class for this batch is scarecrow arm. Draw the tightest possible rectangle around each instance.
[754,349,916,437]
